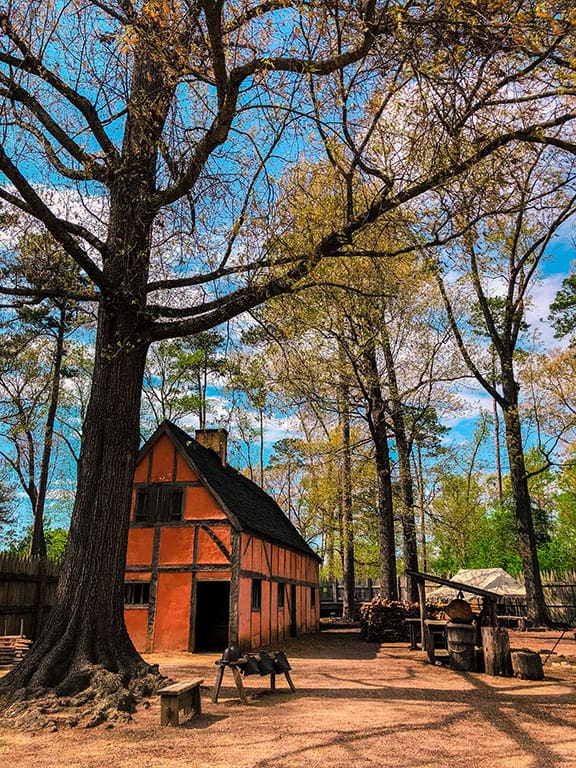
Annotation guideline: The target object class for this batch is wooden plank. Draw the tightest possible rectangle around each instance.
[231,665,247,704]
[212,666,225,703]
[160,693,180,726]
[229,529,240,646]
[158,677,204,695]
[145,526,161,653]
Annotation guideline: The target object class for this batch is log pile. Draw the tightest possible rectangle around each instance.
[360,598,448,642]
[358,600,411,642]
[0,635,32,666]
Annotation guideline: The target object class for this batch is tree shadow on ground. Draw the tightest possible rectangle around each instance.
[253,672,576,767]
[260,629,382,661]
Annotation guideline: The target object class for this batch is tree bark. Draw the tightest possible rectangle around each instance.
[338,364,355,621]
[501,370,547,625]
[415,444,428,573]
[380,324,419,600]
[2,30,163,688]
[29,307,67,559]
[360,344,397,600]
[491,348,503,504]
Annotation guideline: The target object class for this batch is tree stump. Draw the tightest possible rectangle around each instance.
[511,649,544,680]
[481,626,512,676]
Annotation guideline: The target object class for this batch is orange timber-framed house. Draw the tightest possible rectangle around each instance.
[124,420,321,653]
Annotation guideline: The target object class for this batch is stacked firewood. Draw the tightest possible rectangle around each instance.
[360,599,419,642]
[0,635,32,666]
[360,599,446,642]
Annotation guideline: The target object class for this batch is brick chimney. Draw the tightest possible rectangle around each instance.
[195,428,228,466]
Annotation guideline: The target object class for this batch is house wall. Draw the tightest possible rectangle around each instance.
[124,432,320,653]
[125,433,232,652]
[237,532,320,650]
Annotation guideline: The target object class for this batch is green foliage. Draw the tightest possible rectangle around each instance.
[550,274,576,339]
[142,332,227,432]
[3,522,68,560]
[429,471,488,573]
[548,457,576,569]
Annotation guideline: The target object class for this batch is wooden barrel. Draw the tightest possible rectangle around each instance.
[446,621,476,671]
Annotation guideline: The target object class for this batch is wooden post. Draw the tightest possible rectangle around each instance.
[283,670,296,692]
[191,685,202,715]
[231,665,247,704]
[484,597,498,626]
[212,665,225,703]
[481,627,512,676]
[160,694,180,726]
[417,579,427,651]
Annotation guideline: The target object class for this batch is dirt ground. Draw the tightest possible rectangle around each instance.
[1,627,576,768]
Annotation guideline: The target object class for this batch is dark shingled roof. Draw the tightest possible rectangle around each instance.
[142,421,320,561]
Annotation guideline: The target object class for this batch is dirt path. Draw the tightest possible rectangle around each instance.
[1,628,576,768]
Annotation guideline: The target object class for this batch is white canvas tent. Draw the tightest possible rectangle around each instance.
[426,568,526,601]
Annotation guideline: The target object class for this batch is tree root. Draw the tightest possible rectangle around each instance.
[0,664,167,732]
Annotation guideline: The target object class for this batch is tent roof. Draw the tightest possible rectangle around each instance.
[426,568,526,600]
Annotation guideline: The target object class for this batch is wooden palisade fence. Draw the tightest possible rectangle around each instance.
[0,553,61,639]
[321,572,576,626]
[541,571,576,625]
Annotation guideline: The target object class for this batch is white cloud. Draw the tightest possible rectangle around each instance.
[525,273,568,348]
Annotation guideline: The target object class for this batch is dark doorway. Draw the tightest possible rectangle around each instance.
[289,583,297,637]
[195,581,230,651]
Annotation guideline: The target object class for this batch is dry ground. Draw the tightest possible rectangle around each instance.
[1,628,576,768]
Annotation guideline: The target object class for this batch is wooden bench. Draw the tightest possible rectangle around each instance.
[497,615,527,631]
[157,678,204,726]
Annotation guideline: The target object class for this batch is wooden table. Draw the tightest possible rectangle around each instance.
[405,619,448,663]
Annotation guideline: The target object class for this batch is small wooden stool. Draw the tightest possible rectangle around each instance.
[158,678,204,725]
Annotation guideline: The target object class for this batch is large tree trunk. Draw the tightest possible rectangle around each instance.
[374,418,397,600]
[380,325,419,600]
[491,349,503,504]
[360,344,397,600]
[1,304,152,700]
[415,444,428,573]
[1,38,174,701]
[30,307,67,559]
[501,370,547,626]
[338,362,356,621]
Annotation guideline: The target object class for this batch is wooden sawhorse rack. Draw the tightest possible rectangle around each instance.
[212,655,295,704]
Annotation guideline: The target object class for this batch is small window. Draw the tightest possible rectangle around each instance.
[125,582,150,606]
[251,579,262,610]
[277,583,285,609]
[311,587,316,607]
[134,485,183,523]
[163,486,184,522]
[134,488,154,522]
